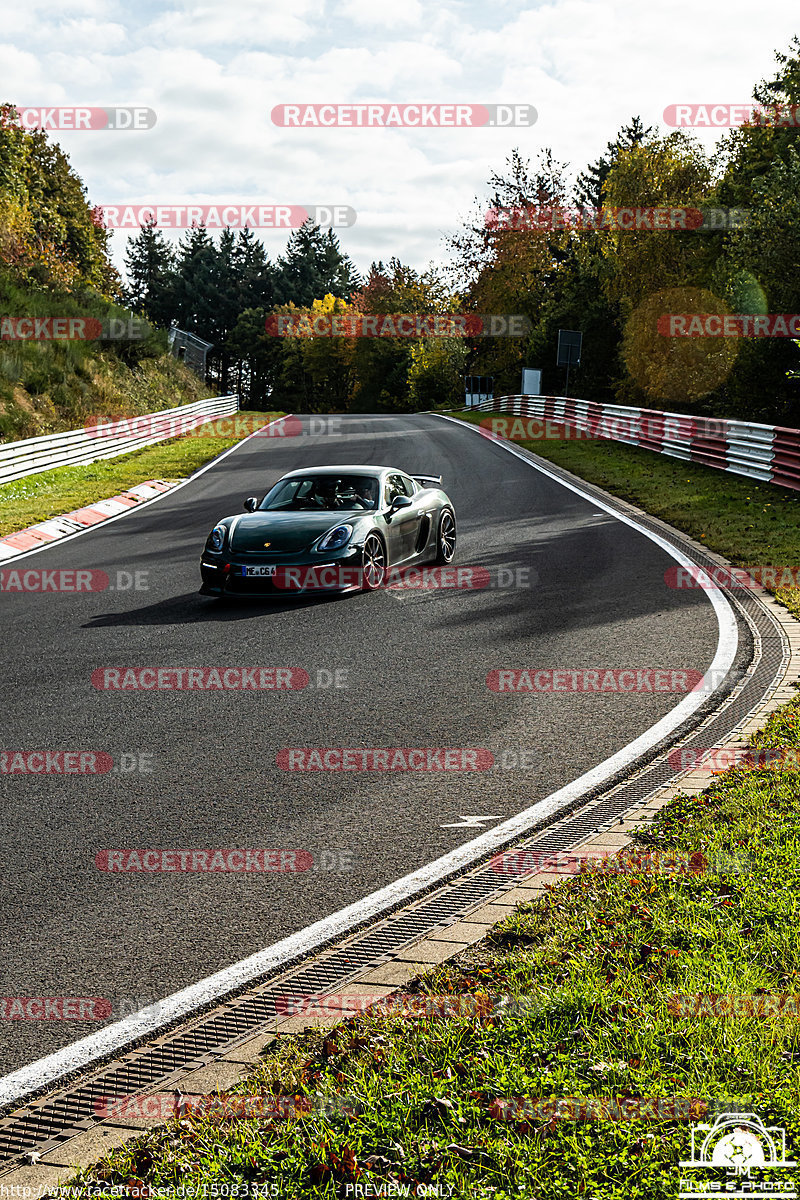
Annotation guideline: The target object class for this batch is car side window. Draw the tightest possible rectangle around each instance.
[385,474,406,506]
[400,475,416,496]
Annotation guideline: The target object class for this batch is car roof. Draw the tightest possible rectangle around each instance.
[279,465,397,479]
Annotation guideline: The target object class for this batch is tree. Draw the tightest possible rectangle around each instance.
[170,224,218,337]
[123,219,175,326]
[0,102,119,295]
[274,222,361,306]
[574,116,655,209]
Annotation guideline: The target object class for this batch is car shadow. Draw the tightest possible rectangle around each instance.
[83,590,350,627]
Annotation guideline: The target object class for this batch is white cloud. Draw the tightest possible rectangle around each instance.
[2,0,798,279]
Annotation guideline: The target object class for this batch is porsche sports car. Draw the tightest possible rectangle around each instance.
[199,465,456,596]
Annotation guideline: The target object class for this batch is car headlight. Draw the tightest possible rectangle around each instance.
[316,523,353,552]
[207,524,227,552]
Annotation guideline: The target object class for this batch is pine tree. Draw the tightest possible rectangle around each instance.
[275,222,360,306]
[234,226,275,310]
[172,224,218,337]
[123,219,175,326]
[574,116,655,209]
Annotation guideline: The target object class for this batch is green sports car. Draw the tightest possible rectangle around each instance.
[199,464,457,597]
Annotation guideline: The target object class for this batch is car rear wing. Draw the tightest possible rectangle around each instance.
[413,474,443,489]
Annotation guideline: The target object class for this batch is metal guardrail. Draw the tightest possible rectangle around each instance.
[472,395,800,491]
[0,395,239,487]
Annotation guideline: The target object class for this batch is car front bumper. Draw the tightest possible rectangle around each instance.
[199,546,366,596]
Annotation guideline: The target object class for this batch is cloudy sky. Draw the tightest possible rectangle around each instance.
[2,0,798,282]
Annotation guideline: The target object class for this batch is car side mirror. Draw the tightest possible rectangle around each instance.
[243,497,258,512]
[388,494,413,513]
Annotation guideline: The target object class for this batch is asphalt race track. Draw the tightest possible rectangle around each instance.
[0,412,720,1077]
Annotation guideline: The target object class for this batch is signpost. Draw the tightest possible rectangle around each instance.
[521,368,542,396]
[464,375,494,407]
[557,330,582,395]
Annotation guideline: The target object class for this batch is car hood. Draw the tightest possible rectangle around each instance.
[229,511,359,554]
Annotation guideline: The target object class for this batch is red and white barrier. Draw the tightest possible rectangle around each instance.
[473,396,800,490]
[0,480,177,563]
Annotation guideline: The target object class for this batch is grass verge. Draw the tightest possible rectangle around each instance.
[449,409,800,619]
[48,405,800,1197]
[0,412,283,537]
[68,699,800,1198]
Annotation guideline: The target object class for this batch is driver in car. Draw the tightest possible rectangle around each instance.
[352,479,377,509]
[314,477,345,509]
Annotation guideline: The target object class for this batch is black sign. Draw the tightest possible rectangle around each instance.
[557,329,582,367]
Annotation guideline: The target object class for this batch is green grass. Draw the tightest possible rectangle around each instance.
[49,404,800,1196]
[450,410,800,619]
[0,412,283,536]
[68,698,800,1198]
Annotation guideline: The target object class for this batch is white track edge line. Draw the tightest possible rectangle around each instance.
[0,412,738,1109]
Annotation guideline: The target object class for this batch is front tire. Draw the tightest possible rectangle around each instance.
[434,508,457,564]
[361,533,387,590]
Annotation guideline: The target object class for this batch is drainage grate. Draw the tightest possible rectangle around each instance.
[0,467,790,1170]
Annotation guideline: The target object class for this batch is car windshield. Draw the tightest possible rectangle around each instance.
[259,474,380,512]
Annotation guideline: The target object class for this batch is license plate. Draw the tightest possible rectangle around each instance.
[242,565,278,577]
